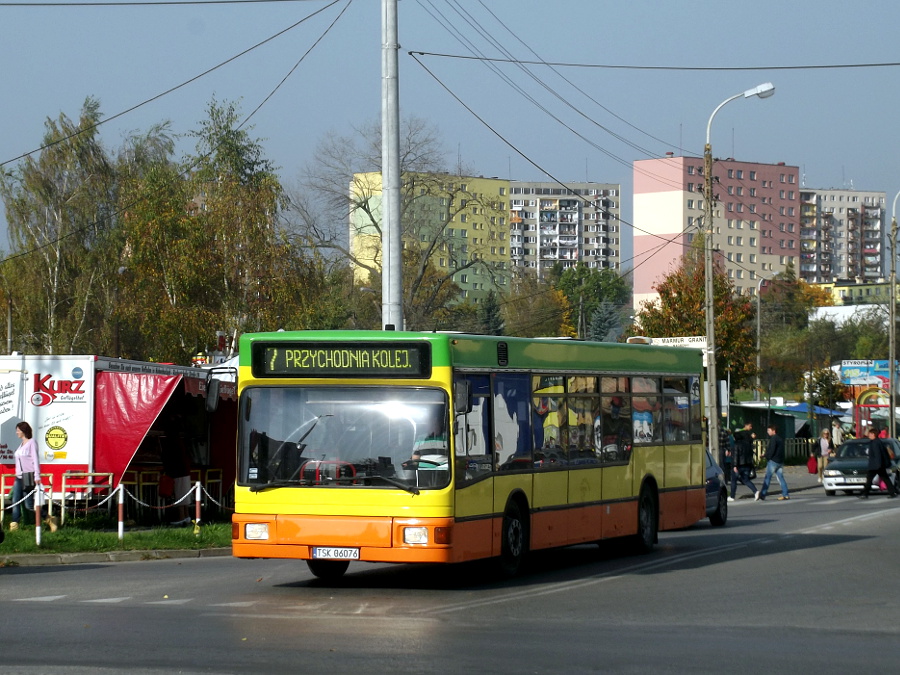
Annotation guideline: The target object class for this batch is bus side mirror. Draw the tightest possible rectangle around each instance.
[206,378,221,413]
[453,380,471,415]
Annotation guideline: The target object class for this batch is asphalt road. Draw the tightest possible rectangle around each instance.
[2,479,900,674]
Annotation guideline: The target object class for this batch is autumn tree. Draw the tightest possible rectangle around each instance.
[502,269,575,337]
[633,237,755,389]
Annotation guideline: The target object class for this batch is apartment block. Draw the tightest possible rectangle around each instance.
[632,155,800,309]
[349,172,511,303]
[508,181,621,276]
[798,188,887,283]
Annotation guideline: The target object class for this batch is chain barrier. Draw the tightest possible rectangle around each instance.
[3,478,234,545]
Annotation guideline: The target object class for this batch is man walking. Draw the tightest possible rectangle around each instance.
[758,424,790,501]
[858,427,898,499]
[729,421,759,502]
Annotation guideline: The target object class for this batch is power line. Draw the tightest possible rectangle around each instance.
[410,51,900,72]
[1,0,342,168]
[1,0,350,268]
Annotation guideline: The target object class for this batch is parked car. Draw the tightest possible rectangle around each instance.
[822,437,900,496]
[705,449,727,526]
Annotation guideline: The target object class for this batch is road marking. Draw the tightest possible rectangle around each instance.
[13,595,66,602]
[146,599,193,605]
[82,597,131,603]
[209,601,257,607]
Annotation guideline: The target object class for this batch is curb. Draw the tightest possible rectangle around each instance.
[1,547,232,567]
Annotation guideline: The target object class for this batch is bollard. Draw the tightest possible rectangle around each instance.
[193,481,202,535]
[117,484,125,541]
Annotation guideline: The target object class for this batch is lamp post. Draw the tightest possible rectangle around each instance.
[755,275,773,401]
[703,82,775,458]
[890,190,900,438]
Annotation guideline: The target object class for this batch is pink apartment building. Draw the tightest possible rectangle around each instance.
[632,155,800,311]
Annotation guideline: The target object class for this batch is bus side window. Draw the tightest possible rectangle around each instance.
[454,375,492,484]
[492,373,532,471]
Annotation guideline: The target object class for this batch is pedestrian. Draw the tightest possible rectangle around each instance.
[758,423,790,501]
[9,421,45,531]
[816,429,833,484]
[729,422,759,502]
[831,419,844,446]
[718,426,733,476]
[160,412,192,526]
[858,427,898,499]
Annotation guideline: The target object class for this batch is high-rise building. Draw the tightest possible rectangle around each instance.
[632,155,800,309]
[798,188,887,283]
[508,181,621,277]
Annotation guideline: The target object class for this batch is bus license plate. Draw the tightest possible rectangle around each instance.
[312,547,360,560]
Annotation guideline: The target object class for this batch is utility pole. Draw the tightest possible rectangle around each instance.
[381,0,403,330]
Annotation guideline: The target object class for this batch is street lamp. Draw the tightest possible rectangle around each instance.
[704,82,775,458]
[890,190,900,438]
[755,275,774,401]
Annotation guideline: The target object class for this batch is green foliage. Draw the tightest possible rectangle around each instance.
[588,301,623,342]
[556,264,630,337]
[0,522,231,557]
[478,290,504,335]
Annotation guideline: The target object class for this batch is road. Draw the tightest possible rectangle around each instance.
[2,490,900,674]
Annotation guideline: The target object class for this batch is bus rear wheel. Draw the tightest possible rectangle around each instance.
[498,500,528,577]
[307,559,350,580]
[632,488,658,554]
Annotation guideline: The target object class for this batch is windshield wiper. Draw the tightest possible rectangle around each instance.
[249,479,309,492]
[364,474,420,495]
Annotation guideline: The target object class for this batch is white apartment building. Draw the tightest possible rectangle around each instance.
[798,188,887,283]
[508,181,621,277]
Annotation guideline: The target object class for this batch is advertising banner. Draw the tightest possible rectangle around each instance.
[0,357,95,471]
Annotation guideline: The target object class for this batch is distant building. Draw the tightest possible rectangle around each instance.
[508,181,621,277]
[798,188,887,284]
[632,155,800,310]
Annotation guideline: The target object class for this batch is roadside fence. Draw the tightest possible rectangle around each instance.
[1,480,232,547]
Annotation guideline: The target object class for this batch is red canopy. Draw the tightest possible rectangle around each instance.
[94,372,181,486]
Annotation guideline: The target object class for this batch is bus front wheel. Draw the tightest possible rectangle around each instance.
[498,500,529,577]
[307,559,350,580]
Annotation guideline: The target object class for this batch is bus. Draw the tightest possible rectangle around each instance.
[231,330,706,578]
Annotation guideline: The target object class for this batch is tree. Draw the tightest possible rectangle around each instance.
[502,270,574,337]
[804,366,847,408]
[478,290,504,335]
[289,116,506,327]
[0,97,116,353]
[633,237,756,389]
[588,301,623,342]
[555,264,631,338]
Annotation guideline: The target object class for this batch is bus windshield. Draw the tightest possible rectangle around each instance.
[238,386,450,492]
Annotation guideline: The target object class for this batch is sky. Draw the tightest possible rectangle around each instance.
[4,0,900,264]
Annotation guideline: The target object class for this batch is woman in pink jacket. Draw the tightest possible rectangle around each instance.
[10,421,42,531]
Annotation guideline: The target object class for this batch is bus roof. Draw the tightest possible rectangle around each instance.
[240,330,702,377]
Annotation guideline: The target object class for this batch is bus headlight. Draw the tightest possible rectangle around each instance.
[403,526,429,545]
[245,523,270,540]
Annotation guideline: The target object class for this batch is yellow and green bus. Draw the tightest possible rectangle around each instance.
[231,330,706,578]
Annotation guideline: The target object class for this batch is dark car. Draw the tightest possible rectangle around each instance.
[705,449,727,526]
[823,437,900,496]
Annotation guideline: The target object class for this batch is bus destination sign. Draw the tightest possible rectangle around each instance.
[254,342,431,378]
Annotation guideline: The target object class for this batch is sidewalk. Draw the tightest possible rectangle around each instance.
[1,546,231,568]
